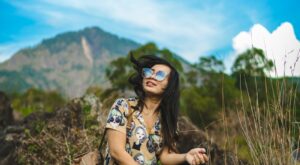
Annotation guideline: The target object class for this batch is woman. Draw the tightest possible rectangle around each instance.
[104,54,208,165]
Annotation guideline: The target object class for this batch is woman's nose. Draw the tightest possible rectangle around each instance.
[149,72,156,79]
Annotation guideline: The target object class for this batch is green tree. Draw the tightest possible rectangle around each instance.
[85,86,104,99]
[195,55,225,74]
[181,86,219,127]
[231,48,274,77]
[181,55,240,127]
[231,48,275,102]
[194,55,239,107]
[105,57,132,92]
[11,88,66,117]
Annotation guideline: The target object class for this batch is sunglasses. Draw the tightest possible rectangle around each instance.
[142,67,169,81]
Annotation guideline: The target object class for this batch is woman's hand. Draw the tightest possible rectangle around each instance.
[185,148,209,165]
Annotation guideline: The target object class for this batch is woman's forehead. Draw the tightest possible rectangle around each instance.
[151,64,171,72]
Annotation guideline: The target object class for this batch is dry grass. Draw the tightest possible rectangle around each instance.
[235,75,300,165]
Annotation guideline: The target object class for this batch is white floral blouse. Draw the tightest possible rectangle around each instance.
[104,97,163,165]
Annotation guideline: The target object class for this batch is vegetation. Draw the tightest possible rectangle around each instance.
[11,88,66,117]
[104,43,300,164]
[1,42,299,164]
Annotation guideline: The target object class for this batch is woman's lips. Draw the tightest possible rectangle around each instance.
[146,81,157,87]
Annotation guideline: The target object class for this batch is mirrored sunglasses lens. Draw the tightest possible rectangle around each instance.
[143,68,152,78]
[155,71,166,81]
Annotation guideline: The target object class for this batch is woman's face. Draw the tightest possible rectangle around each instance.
[142,64,171,96]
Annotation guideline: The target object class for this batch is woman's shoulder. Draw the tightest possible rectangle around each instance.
[112,97,139,113]
[127,96,139,104]
[114,97,138,105]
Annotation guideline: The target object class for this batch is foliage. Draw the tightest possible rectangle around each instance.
[194,55,225,74]
[181,86,219,127]
[85,85,104,99]
[231,48,274,77]
[2,43,299,164]
[237,78,299,165]
[231,48,276,104]
[15,94,106,164]
[182,55,240,127]
[11,88,66,117]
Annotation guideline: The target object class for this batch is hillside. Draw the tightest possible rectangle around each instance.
[0,27,140,97]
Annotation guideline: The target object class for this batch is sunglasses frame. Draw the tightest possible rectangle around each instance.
[142,67,169,81]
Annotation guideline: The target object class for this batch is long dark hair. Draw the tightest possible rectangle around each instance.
[128,53,180,152]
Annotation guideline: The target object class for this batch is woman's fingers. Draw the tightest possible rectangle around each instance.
[197,148,208,163]
[187,147,209,165]
[198,148,206,154]
[196,152,208,164]
[202,153,209,162]
[197,152,209,164]
[193,154,201,164]
[191,159,196,165]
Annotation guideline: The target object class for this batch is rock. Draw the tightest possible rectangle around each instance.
[0,91,14,129]
[0,140,18,165]
[177,116,248,165]
[13,94,104,164]
[0,92,19,165]
[0,94,248,164]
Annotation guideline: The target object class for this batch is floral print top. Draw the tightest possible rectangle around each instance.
[104,97,163,165]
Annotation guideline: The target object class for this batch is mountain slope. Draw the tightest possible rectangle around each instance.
[0,27,140,97]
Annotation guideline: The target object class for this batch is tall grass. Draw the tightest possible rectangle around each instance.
[236,74,300,164]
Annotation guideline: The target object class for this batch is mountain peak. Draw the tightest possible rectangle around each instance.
[0,26,140,98]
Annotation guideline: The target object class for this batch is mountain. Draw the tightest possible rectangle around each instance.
[0,27,140,97]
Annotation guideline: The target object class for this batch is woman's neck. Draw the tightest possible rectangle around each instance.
[143,96,161,115]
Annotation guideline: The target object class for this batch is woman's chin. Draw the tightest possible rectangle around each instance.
[147,92,163,98]
[144,86,164,96]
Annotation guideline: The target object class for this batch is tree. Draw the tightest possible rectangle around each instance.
[105,57,132,92]
[185,55,225,87]
[231,48,275,104]
[192,55,239,107]
[195,55,225,74]
[180,86,219,127]
[231,48,274,77]
[181,55,240,127]
[11,88,66,117]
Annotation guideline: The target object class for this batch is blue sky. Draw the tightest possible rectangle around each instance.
[1,0,300,74]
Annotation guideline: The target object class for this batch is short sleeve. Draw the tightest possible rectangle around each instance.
[105,98,129,134]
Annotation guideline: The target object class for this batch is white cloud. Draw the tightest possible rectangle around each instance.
[59,0,229,62]
[0,44,21,63]
[0,39,43,63]
[7,0,256,63]
[227,22,300,77]
[0,55,10,63]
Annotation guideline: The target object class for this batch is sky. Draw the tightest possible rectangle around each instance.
[0,0,300,76]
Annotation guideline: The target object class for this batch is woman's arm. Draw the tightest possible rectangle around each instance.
[107,129,138,165]
[159,147,208,165]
